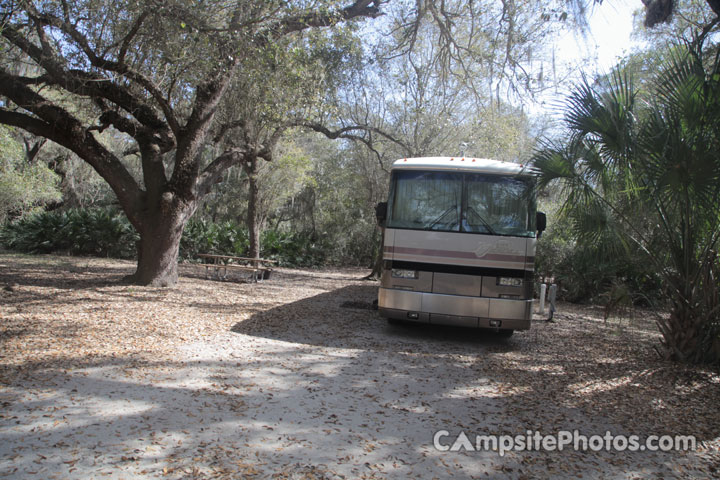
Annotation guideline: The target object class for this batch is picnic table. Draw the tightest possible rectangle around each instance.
[197,253,276,282]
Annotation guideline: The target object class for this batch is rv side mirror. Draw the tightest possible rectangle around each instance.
[536,211,547,238]
[375,202,388,226]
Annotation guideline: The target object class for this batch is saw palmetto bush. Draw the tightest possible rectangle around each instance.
[179,220,250,261]
[532,40,720,364]
[0,208,138,258]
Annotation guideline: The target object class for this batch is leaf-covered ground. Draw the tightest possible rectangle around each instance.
[0,253,718,479]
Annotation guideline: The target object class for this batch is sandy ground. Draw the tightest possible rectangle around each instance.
[0,254,719,479]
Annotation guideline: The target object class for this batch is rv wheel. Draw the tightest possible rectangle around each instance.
[496,329,514,338]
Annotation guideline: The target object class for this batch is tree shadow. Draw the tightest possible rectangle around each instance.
[232,284,720,451]
[1,256,717,477]
[232,284,518,354]
[1,349,701,479]
[0,255,128,291]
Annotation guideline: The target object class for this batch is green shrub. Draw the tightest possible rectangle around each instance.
[0,208,137,258]
[2,208,335,267]
[179,219,250,260]
[535,210,662,305]
[260,230,328,267]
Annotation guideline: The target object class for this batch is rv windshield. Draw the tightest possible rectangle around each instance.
[387,170,536,237]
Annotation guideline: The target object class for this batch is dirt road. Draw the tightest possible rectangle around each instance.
[1,254,718,478]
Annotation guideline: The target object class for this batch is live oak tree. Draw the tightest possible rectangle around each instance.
[209,24,365,259]
[0,0,382,286]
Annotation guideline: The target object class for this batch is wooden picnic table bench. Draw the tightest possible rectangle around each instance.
[197,253,276,282]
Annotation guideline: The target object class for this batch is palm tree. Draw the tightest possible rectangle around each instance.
[532,40,720,364]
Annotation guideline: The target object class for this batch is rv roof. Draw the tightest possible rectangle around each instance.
[391,157,534,175]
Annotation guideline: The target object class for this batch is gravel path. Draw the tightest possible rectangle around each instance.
[1,254,718,478]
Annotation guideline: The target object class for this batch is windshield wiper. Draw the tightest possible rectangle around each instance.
[428,205,458,229]
[465,206,496,235]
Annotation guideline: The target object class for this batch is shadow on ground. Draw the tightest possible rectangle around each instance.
[232,284,720,450]
[232,284,517,353]
[0,256,718,478]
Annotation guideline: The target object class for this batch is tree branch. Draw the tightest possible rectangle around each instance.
[26,9,181,136]
[1,23,172,139]
[213,119,248,144]
[262,0,383,41]
[300,121,412,155]
[118,10,151,66]
[196,147,249,197]
[0,70,143,225]
[171,62,240,196]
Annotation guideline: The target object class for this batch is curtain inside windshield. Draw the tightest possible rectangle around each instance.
[389,171,462,231]
[388,170,534,237]
[464,175,532,236]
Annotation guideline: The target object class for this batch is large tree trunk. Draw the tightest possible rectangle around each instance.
[125,193,196,287]
[364,227,384,280]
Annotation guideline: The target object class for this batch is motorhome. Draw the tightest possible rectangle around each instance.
[375,157,545,336]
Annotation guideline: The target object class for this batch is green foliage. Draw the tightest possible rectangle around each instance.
[0,126,23,163]
[532,40,720,364]
[260,230,328,267]
[0,127,62,222]
[633,0,716,44]
[297,141,383,266]
[1,208,336,267]
[178,218,349,267]
[179,219,249,260]
[0,208,138,258]
[181,219,331,267]
[535,208,662,304]
[197,133,384,267]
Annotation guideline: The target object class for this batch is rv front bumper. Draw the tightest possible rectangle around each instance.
[378,287,532,330]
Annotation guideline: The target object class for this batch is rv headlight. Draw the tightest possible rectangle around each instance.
[392,269,418,279]
[498,277,523,287]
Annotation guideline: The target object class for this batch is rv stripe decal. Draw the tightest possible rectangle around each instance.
[384,246,532,264]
